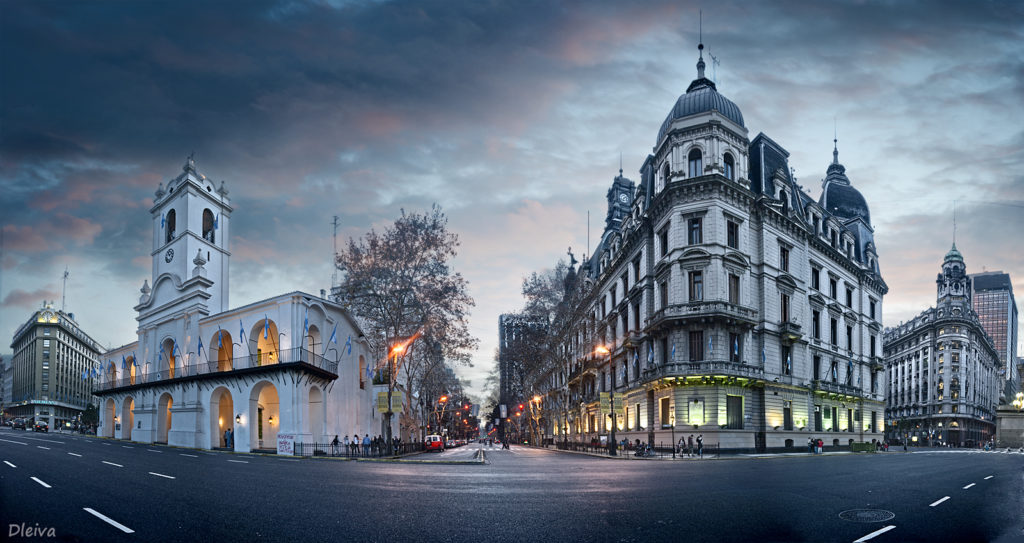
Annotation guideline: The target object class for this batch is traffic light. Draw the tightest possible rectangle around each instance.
[518,403,524,411]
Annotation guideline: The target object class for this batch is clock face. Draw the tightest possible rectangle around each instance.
[165,248,174,263]
[618,193,629,204]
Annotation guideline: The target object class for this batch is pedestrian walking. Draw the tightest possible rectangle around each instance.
[808,437,814,454]
[362,434,370,456]
[331,435,340,455]
[697,434,704,458]
[688,435,694,458]
[224,428,230,448]
[677,437,685,456]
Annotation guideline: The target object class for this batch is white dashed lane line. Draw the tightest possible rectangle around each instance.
[83,508,134,534]
[147,449,162,453]
[121,446,133,449]
[67,452,82,457]
[0,438,28,445]
[227,459,248,464]
[31,477,52,488]
[36,446,50,450]
[929,496,950,507]
[853,525,896,542]
[179,453,197,458]
[148,472,175,479]
[101,461,123,468]
[963,483,976,490]
[4,460,16,468]
[984,475,993,480]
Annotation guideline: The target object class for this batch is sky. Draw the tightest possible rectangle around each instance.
[2,0,1023,403]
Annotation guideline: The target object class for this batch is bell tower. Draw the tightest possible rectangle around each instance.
[140,155,232,320]
[936,243,971,308]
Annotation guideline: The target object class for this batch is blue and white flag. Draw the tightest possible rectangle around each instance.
[303,308,309,338]
[122,354,128,370]
[239,320,246,345]
[159,341,166,362]
[216,326,223,350]
[832,363,838,381]
[264,314,269,339]
[161,213,165,229]
[762,347,767,365]
[328,324,338,346]
[344,335,352,356]
[647,345,654,365]
[198,335,205,359]
[132,352,139,368]
[214,213,219,230]
[734,337,739,356]
[786,354,792,373]
[708,336,713,357]
[670,343,676,361]
[633,350,639,367]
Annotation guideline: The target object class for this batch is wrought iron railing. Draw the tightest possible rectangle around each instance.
[643,360,766,381]
[650,301,758,328]
[293,441,426,457]
[95,347,340,391]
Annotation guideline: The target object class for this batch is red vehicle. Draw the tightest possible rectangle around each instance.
[424,435,444,452]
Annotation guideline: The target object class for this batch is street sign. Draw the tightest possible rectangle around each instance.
[499,404,507,418]
[599,392,610,412]
[376,392,389,413]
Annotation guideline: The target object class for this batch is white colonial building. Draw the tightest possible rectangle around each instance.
[95,157,386,452]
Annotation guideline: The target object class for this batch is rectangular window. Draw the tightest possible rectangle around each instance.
[43,339,50,347]
[610,289,617,308]
[783,401,793,430]
[727,220,739,249]
[633,303,641,332]
[781,293,790,322]
[812,216,820,235]
[689,271,704,301]
[688,218,702,245]
[829,278,837,299]
[870,336,876,358]
[621,272,629,294]
[813,310,821,339]
[633,257,641,283]
[813,355,821,380]
[814,405,822,431]
[831,407,839,431]
[659,227,669,258]
[871,411,877,433]
[830,318,838,346]
[846,287,853,308]
[660,397,672,428]
[869,299,876,320]
[781,345,792,375]
[43,328,51,336]
[689,399,704,425]
[689,330,704,361]
[728,274,740,304]
[811,267,820,290]
[635,403,642,429]
[848,409,855,433]
[726,395,743,429]
[729,333,742,363]
[661,337,669,364]
[847,326,854,351]
[779,246,789,272]
[659,281,669,309]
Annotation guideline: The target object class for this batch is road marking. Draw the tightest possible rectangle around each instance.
[984,475,993,480]
[37,446,50,450]
[121,446,133,449]
[101,461,123,468]
[103,443,111,446]
[147,449,162,453]
[83,508,134,534]
[227,459,248,463]
[278,459,300,462]
[853,525,896,542]
[3,461,16,468]
[67,452,82,457]
[0,438,28,445]
[31,477,52,488]
[929,496,950,507]
[179,453,198,458]
[148,472,175,479]
[963,483,975,489]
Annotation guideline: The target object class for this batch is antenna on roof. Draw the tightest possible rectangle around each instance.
[833,117,839,165]
[61,266,69,312]
[696,10,706,79]
[331,215,340,292]
[953,200,957,245]
[619,153,623,177]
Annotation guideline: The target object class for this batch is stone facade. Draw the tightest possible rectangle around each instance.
[883,245,1001,446]
[533,43,887,453]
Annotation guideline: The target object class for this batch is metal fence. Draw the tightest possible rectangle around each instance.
[96,347,339,390]
[293,441,425,458]
[555,440,720,458]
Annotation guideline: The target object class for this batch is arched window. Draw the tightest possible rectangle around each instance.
[661,161,670,185]
[723,153,735,181]
[688,149,702,178]
[165,209,176,243]
[202,209,215,243]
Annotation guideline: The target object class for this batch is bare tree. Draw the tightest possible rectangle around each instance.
[335,205,477,451]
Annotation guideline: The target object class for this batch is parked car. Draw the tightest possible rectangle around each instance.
[12,418,26,430]
[424,434,444,452]
[33,420,48,433]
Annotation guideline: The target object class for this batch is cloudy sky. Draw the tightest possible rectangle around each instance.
[2,0,1022,401]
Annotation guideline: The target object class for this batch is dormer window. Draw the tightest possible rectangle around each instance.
[688,149,702,178]
[165,209,176,243]
[723,153,735,181]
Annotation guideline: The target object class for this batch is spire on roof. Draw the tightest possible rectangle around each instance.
[696,10,706,80]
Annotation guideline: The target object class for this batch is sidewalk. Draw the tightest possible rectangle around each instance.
[523,443,871,461]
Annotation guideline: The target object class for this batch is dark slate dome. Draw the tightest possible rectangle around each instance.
[819,145,870,224]
[656,45,745,145]
[657,79,745,145]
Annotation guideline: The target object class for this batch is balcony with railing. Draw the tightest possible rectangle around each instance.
[649,301,758,330]
[93,347,339,393]
[811,379,863,398]
[642,359,766,381]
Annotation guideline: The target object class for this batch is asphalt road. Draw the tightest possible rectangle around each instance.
[1,427,1022,543]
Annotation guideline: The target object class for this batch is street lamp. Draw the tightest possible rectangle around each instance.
[595,345,616,456]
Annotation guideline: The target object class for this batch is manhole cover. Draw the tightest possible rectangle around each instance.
[838,509,895,523]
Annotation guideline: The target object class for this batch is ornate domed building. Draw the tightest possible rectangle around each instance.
[533,40,888,453]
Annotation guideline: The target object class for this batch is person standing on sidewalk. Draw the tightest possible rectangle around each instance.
[697,434,704,458]
[688,435,694,458]
[808,436,814,454]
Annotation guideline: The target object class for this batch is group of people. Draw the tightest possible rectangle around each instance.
[330,434,403,456]
[807,437,823,454]
[675,434,704,458]
[222,427,234,449]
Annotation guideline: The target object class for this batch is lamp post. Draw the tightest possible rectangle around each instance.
[595,345,616,456]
